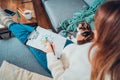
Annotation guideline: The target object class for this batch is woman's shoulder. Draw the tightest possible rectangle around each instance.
[65,42,93,49]
[63,42,93,53]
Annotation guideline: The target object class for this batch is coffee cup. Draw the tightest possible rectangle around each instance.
[23,10,32,19]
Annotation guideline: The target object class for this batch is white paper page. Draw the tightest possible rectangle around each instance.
[26,27,67,58]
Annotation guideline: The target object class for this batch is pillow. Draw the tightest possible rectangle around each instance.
[0,61,52,80]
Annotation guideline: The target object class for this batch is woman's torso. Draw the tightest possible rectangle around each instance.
[60,43,94,80]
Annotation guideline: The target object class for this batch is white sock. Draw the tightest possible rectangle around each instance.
[0,9,14,27]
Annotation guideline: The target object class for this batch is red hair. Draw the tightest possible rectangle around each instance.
[89,1,120,80]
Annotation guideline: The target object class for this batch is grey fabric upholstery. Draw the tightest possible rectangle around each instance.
[0,37,51,77]
[84,0,95,6]
[42,0,88,32]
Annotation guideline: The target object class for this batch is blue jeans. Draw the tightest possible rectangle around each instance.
[8,23,73,73]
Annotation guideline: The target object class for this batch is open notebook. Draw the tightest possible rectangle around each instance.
[26,26,67,58]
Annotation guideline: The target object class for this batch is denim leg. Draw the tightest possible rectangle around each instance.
[28,47,51,73]
[8,23,72,74]
[8,23,34,43]
[8,23,50,73]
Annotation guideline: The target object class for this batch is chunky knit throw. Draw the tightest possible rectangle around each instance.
[59,0,106,36]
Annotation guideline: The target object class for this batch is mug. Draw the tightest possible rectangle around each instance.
[23,10,32,19]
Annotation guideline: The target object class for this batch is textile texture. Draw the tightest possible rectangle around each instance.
[59,0,106,36]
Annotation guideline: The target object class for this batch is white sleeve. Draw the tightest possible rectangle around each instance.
[46,44,76,80]
[47,53,65,80]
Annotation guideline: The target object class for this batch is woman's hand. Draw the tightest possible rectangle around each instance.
[45,42,55,53]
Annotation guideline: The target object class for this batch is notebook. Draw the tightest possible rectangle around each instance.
[26,26,67,58]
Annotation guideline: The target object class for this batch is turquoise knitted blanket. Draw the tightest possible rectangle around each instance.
[59,0,106,36]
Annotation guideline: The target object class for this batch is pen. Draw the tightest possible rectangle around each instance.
[17,8,24,15]
[50,43,55,55]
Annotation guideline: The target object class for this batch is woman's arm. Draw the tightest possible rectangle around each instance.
[45,42,75,80]
[46,53,65,80]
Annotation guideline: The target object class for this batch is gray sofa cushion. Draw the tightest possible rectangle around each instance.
[84,0,95,6]
[0,37,51,77]
[42,0,88,32]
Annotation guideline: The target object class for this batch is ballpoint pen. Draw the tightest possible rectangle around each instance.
[50,43,55,55]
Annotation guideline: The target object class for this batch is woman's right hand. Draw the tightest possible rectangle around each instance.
[45,42,55,53]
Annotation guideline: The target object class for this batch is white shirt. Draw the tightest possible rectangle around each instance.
[47,43,93,80]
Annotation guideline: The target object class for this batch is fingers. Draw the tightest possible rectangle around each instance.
[45,41,55,53]
[46,41,55,48]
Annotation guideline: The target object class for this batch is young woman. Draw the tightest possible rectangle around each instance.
[0,1,120,80]
[45,1,120,80]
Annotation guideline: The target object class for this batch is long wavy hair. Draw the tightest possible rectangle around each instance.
[89,1,120,80]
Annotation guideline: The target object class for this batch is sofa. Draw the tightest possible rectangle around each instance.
[0,0,106,78]
[0,37,51,77]
[41,0,95,32]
